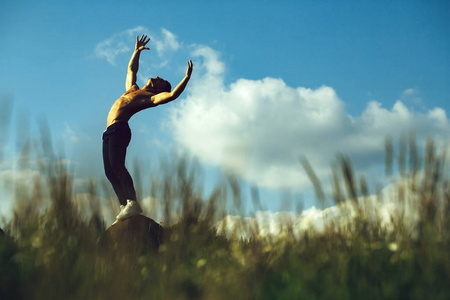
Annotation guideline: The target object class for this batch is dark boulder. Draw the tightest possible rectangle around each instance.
[104,214,164,252]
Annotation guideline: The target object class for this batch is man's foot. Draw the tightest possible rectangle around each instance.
[115,200,143,220]
[111,205,126,225]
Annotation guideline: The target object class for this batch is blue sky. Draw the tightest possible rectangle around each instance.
[1,0,449,218]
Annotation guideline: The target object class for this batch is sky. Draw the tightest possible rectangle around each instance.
[1,0,449,219]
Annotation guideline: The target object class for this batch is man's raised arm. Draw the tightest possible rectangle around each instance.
[125,34,150,90]
[152,60,193,105]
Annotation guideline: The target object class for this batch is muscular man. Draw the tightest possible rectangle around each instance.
[102,34,193,222]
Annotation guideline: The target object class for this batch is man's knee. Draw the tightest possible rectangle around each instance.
[105,168,118,183]
[111,164,130,178]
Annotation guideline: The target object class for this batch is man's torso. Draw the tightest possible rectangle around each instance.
[106,85,156,127]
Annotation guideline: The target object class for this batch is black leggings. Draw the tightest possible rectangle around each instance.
[102,122,136,206]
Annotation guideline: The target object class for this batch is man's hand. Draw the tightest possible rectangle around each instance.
[151,60,193,106]
[186,60,193,78]
[135,34,150,52]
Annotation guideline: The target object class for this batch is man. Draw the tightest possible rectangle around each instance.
[102,34,193,222]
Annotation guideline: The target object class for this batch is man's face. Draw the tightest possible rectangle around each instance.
[147,77,167,92]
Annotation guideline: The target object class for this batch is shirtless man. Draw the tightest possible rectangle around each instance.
[102,34,193,221]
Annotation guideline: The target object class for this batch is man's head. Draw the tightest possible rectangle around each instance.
[146,77,171,94]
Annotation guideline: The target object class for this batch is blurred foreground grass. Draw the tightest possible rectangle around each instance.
[0,134,449,300]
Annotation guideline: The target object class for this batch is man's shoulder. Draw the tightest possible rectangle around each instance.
[124,84,140,95]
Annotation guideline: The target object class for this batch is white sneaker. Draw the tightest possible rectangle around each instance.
[111,205,126,225]
[115,200,143,220]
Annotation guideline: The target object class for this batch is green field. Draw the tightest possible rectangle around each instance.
[1,137,449,300]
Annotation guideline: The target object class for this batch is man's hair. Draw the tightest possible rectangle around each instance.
[161,80,171,93]
[148,77,172,93]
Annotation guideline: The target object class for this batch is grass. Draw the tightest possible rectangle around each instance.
[0,132,449,299]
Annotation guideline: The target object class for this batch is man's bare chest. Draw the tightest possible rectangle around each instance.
[115,91,155,110]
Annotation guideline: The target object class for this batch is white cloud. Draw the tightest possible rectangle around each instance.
[401,88,416,97]
[95,26,184,85]
[216,205,368,239]
[217,177,425,240]
[153,28,180,56]
[400,88,424,107]
[94,27,181,66]
[169,45,450,191]
[94,26,148,65]
[93,29,449,194]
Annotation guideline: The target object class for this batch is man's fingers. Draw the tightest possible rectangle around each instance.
[187,60,193,76]
[137,35,150,45]
[136,35,151,51]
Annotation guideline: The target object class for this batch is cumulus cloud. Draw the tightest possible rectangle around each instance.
[217,200,406,240]
[216,204,377,240]
[93,28,449,193]
[217,177,426,240]
[169,45,450,191]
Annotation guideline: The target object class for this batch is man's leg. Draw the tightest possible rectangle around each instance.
[103,137,128,206]
[103,124,142,221]
[108,140,137,203]
[102,124,137,205]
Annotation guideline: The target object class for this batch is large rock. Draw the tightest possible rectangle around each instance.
[104,214,164,252]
